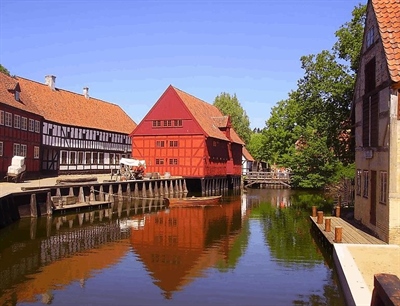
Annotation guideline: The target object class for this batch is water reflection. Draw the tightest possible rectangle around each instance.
[130,199,242,299]
[0,190,345,306]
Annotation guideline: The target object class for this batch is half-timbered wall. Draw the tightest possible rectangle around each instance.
[42,121,132,174]
[0,104,41,176]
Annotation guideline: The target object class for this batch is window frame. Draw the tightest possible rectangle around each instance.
[379,171,387,204]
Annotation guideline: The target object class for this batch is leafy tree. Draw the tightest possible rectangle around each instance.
[333,4,367,73]
[213,92,252,144]
[0,64,10,76]
[247,132,266,161]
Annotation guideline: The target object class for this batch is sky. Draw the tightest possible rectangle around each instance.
[0,0,364,130]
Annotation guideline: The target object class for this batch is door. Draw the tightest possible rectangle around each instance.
[370,170,377,226]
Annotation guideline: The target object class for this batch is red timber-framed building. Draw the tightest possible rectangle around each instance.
[130,85,244,194]
[0,72,43,177]
[1,73,137,177]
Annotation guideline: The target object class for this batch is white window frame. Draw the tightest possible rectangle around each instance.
[14,115,21,129]
[0,110,4,125]
[61,150,68,165]
[34,146,39,159]
[13,143,20,156]
[29,119,34,131]
[20,144,27,157]
[5,112,12,127]
[21,117,27,130]
[34,120,40,133]
[0,141,3,156]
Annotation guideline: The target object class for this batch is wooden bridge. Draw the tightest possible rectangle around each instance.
[243,171,291,188]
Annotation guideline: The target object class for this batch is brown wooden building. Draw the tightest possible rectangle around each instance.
[1,74,137,177]
[130,86,244,193]
[0,72,43,176]
[353,0,400,244]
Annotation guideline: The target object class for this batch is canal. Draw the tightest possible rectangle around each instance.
[0,188,346,306]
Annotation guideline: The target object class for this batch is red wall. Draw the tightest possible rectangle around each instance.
[0,106,42,176]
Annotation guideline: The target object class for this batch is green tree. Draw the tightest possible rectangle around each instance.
[247,132,266,161]
[213,92,252,144]
[0,64,11,76]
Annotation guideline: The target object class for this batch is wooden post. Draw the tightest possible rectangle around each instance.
[335,226,342,243]
[134,183,139,198]
[90,186,95,201]
[46,192,52,215]
[148,182,154,198]
[142,183,147,198]
[69,187,74,196]
[99,185,105,201]
[183,179,188,193]
[30,194,37,218]
[317,211,323,224]
[118,184,123,201]
[325,218,331,232]
[335,206,341,217]
[154,182,159,198]
[312,206,317,217]
[126,183,131,199]
[78,187,84,203]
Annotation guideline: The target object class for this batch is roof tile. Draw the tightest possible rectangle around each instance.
[15,76,136,134]
[172,86,244,145]
[372,0,400,82]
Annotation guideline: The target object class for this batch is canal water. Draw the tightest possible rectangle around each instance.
[0,188,346,306]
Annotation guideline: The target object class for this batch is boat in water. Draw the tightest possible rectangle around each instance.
[164,195,222,208]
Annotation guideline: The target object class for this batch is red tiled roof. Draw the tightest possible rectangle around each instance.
[372,0,400,83]
[242,147,254,161]
[15,76,136,134]
[0,72,41,115]
[172,86,244,145]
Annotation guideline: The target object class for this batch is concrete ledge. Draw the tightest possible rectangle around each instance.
[334,244,371,306]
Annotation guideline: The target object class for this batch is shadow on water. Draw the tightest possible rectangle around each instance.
[0,189,346,306]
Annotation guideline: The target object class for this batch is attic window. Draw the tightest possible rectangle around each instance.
[15,91,20,102]
[366,27,374,48]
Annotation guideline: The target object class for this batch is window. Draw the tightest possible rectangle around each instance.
[0,142,3,156]
[70,151,76,164]
[78,152,84,164]
[14,115,20,129]
[99,152,104,164]
[13,143,20,156]
[366,27,374,48]
[85,152,91,164]
[20,144,27,157]
[34,146,39,159]
[29,119,34,131]
[152,120,161,127]
[380,171,387,204]
[34,120,40,133]
[169,158,178,165]
[156,158,164,165]
[356,169,362,196]
[21,117,27,130]
[362,94,379,147]
[164,120,172,127]
[174,119,182,127]
[169,141,178,147]
[0,111,4,125]
[115,154,120,164]
[61,151,68,164]
[15,91,20,101]
[365,57,376,94]
[363,170,369,198]
[5,112,12,127]
[93,152,98,164]
[156,140,165,147]
[109,153,115,164]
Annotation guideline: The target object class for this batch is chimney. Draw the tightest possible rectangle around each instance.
[83,87,89,99]
[45,75,56,90]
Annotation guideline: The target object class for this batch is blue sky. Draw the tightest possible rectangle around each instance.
[0,0,363,129]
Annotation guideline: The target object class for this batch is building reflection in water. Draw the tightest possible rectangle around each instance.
[0,197,243,304]
[130,198,242,299]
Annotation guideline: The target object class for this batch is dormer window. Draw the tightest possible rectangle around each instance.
[15,90,20,102]
[366,26,374,48]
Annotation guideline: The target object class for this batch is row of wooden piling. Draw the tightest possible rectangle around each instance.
[312,205,343,243]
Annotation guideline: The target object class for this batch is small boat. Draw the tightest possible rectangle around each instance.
[164,195,222,208]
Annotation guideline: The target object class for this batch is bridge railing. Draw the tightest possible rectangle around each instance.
[245,171,291,181]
